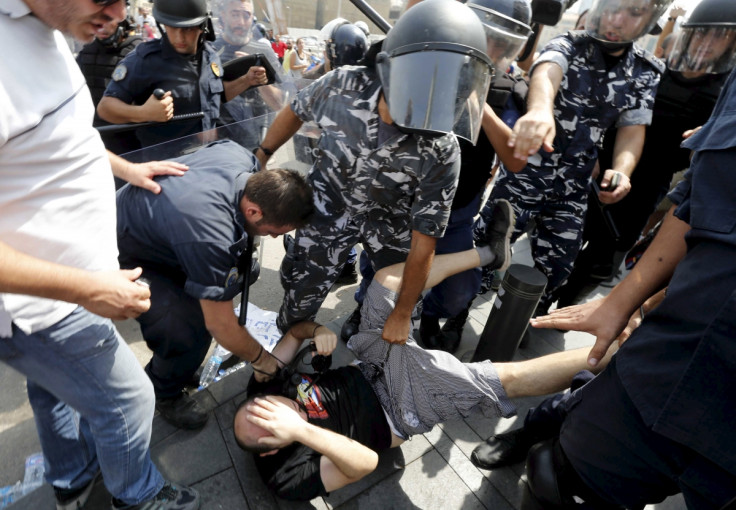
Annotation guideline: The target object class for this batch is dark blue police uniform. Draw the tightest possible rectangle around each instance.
[116,140,256,398]
[558,69,736,509]
[104,36,224,147]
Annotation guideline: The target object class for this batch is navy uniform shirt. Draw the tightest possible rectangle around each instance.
[616,69,736,476]
[526,31,662,180]
[104,36,224,147]
[116,140,256,301]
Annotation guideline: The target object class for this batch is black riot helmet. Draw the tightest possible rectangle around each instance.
[585,0,673,51]
[99,17,134,48]
[667,0,736,75]
[253,22,268,40]
[466,0,533,72]
[325,22,368,68]
[153,0,215,41]
[376,0,492,143]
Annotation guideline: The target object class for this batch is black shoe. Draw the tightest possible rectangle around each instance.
[437,308,469,353]
[470,427,537,470]
[478,199,515,272]
[340,306,362,342]
[335,262,358,285]
[112,482,200,510]
[156,392,208,430]
[419,314,441,349]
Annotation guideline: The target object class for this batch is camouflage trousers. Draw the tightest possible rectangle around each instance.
[277,202,412,333]
[474,166,589,309]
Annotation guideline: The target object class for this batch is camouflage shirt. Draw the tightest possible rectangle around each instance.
[527,31,663,178]
[290,66,461,238]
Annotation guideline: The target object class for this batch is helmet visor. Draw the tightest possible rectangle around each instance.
[469,5,532,72]
[668,26,736,75]
[585,0,672,47]
[377,50,491,144]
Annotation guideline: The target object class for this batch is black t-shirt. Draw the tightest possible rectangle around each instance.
[253,366,391,501]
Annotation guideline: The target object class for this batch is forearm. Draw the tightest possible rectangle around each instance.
[392,233,436,320]
[97,96,147,124]
[256,106,303,164]
[482,104,525,172]
[298,424,378,482]
[200,299,265,361]
[108,151,134,181]
[603,206,688,316]
[526,62,563,114]
[0,241,96,303]
[223,76,251,102]
[611,125,645,177]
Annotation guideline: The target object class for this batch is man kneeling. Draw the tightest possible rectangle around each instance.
[233,202,615,500]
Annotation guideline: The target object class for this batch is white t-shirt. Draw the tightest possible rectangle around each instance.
[0,0,120,336]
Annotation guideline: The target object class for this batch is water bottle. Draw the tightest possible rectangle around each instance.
[199,344,232,388]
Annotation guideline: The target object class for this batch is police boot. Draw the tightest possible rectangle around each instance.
[471,426,539,470]
[340,306,362,342]
[335,262,358,285]
[419,314,441,349]
[438,307,469,353]
[156,391,208,430]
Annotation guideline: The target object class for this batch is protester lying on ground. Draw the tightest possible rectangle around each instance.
[233,201,616,500]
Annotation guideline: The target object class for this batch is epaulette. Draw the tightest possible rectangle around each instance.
[632,44,666,74]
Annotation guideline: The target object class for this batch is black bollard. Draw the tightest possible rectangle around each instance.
[472,264,547,362]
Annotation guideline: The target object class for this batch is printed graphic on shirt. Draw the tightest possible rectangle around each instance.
[295,375,328,419]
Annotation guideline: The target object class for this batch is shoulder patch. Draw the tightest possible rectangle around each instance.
[112,64,127,81]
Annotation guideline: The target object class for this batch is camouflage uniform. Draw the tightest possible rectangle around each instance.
[277,66,460,332]
[475,31,662,308]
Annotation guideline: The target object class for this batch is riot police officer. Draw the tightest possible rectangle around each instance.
[97,0,262,147]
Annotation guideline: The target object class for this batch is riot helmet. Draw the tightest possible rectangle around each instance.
[99,17,134,48]
[667,0,736,75]
[253,22,268,40]
[585,0,673,51]
[376,0,492,143]
[153,0,215,41]
[324,21,368,68]
[355,20,370,37]
[466,0,533,72]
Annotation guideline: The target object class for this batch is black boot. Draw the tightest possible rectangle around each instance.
[419,314,441,349]
[470,427,540,469]
[340,306,362,342]
[156,392,208,430]
[335,262,358,285]
[437,307,469,353]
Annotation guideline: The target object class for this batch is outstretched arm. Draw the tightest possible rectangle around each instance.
[0,241,150,320]
[597,124,645,205]
[108,151,188,194]
[531,204,689,366]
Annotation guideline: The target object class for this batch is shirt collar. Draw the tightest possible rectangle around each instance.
[1,0,33,18]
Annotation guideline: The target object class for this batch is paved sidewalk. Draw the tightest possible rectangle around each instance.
[2,233,686,510]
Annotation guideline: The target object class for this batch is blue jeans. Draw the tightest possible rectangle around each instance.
[0,307,164,504]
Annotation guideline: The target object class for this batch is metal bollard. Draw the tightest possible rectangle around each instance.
[472,264,547,362]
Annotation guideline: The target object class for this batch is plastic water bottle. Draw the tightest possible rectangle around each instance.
[198,344,232,388]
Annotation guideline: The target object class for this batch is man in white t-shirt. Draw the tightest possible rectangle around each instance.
[0,1,199,509]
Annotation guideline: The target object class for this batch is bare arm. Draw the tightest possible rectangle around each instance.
[200,299,279,380]
[255,105,304,167]
[597,124,646,204]
[0,241,150,319]
[97,92,173,124]
[655,5,686,57]
[108,151,188,194]
[248,396,379,491]
[482,103,526,172]
[531,204,689,366]
[509,61,563,160]
[381,231,436,344]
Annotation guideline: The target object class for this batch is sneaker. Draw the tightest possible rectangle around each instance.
[156,392,208,430]
[340,306,362,342]
[111,482,200,510]
[419,314,441,349]
[478,199,515,272]
[335,262,358,285]
[55,472,100,510]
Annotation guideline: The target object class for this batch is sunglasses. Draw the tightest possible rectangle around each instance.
[93,0,123,6]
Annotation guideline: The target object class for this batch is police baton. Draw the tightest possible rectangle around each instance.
[96,89,204,134]
[238,236,255,326]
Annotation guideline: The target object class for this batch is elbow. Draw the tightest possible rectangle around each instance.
[504,160,527,173]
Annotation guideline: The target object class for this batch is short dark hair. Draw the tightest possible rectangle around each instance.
[244,169,314,228]
[233,394,277,454]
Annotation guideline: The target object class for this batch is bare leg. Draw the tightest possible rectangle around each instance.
[495,345,617,399]
[375,248,481,293]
